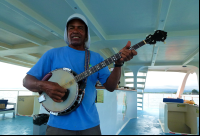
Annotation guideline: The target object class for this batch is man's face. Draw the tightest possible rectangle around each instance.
[67,19,87,47]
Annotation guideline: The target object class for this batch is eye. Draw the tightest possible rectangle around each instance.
[68,26,74,30]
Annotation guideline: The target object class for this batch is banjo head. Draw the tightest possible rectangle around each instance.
[41,68,79,113]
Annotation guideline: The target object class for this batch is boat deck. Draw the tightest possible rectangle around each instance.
[119,108,169,135]
[0,108,173,135]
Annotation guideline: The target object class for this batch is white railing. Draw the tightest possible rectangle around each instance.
[181,95,199,100]
[142,93,199,109]
[1,90,199,110]
[0,90,33,108]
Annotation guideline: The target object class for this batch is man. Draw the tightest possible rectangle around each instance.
[23,13,137,135]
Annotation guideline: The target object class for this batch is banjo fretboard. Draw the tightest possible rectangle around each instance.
[74,40,147,82]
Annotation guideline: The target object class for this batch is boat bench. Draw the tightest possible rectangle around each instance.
[0,100,16,119]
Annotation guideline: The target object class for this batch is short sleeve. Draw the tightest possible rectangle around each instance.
[27,50,52,80]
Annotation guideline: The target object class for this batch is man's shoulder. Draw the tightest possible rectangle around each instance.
[46,46,67,54]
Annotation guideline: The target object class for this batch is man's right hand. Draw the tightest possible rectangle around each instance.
[37,81,66,103]
[23,74,67,103]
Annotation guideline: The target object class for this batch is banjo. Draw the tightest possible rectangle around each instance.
[38,30,167,116]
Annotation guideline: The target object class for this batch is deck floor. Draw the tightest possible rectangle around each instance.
[119,108,168,135]
[0,108,171,135]
[0,114,33,135]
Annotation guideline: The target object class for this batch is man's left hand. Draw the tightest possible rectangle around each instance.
[115,41,137,65]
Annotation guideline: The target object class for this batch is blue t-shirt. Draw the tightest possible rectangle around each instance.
[27,46,111,130]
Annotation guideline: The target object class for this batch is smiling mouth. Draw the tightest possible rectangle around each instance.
[72,36,80,39]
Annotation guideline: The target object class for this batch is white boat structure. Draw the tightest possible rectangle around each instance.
[0,0,199,135]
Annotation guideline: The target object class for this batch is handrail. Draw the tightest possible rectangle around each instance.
[181,95,199,98]
[181,95,199,100]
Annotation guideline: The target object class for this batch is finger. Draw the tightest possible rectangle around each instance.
[56,87,67,93]
[123,51,133,59]
[120,53,129,61]
[132,50,137,56]
[52,82,66,92]
[53,95,63,100]
[52,98,63,103]
[124,41,131,49]
[53,91,65,98]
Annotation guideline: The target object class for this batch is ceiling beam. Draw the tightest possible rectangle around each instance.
[0,42,13,49]
[151,45,159,66]
[100,48,113,58]
[6,55,37,64]
[12,43,39,49]
[0,42,45,62]
[182,47,199,65]
[0,56,34,68]
[107,33,150,41]
[3,0,63,38]
[151,0,172,66]
[65,0,107,40]
[29,53,42,58]
[94,29,199,42]
[168,29,199,37]
[0,21,46,46]
[112,48,119,54]
[91,36,101,43]
[0,46,53,57]
[156,0,172,30]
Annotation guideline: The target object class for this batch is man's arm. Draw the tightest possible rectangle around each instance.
[23,74,66,102]
[103,67,121,92]
[103,41,137,92]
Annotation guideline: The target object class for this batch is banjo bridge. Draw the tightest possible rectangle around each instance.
[62,79,76,89]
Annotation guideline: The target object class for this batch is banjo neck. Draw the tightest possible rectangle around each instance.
[74,40,147,83]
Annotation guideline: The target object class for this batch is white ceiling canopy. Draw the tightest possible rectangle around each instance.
[0,0,198,72]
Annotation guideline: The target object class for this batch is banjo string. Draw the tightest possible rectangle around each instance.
[62,49,90,90]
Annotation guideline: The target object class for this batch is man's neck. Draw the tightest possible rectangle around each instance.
[69,44,85,51]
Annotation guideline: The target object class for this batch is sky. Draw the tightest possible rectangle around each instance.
[145,71,199,91]
[0,62,30,90]
[0,61,199,91]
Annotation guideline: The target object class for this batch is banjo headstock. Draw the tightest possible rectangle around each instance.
[145,30,167,45]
